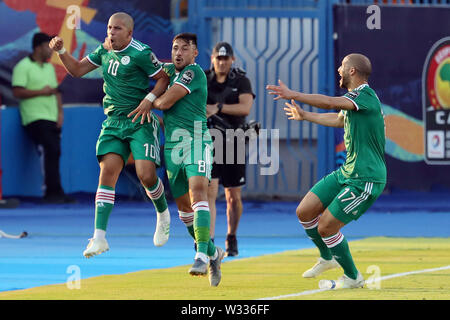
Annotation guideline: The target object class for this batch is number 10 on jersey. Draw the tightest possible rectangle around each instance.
[108,59,119,76]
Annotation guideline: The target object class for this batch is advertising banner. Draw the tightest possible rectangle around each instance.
[334,5,450,191]
[0,0,173,105]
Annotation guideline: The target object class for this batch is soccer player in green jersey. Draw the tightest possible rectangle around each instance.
[150,33,225,286]
[49,12,171,258]
[267,53,386,289]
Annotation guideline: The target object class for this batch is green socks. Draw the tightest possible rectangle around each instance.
[300,217,359,279]
[322,232,359,279]
[299,217,332,260]
[192,201,215,257]
[145,178,168,213]
[94,185,115,231]
[179,208,216,257]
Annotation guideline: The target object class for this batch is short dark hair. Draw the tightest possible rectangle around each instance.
[32,32,52,49]
[346,53,372,80]
[173,33,197,47]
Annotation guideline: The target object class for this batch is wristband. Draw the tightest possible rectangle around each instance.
[145,92,157,103]
[57,47,66,55]
[217,102,223,113]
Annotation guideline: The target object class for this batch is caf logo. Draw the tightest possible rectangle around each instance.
[423,37,450,164]
[424,37,450,109]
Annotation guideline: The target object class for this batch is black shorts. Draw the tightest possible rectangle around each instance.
[211,162,246,188]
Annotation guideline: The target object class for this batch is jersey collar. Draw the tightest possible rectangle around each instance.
[355,83,369,91]
[113,38,133,53]
[175,63,197,75]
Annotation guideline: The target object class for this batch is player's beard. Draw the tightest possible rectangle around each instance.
[174,58,189,72]
[340,72,350,90]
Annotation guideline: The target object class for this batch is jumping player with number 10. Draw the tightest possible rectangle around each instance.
[49,12,171,258]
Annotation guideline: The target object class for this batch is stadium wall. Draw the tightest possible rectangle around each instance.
[1,0,449,198]
[0,106,161,197]
[333,3,450,191]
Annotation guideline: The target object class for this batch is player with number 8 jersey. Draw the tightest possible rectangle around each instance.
[152,33,224,287]
[161,61,213,198]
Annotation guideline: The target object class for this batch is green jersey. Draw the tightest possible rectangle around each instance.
[340,84,386,183]
[87,38,162,116]
[162,63,210,146]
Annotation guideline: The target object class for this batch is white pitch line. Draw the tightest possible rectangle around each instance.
[258,265,450,300]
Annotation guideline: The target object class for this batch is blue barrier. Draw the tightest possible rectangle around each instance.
[0,106,156,198]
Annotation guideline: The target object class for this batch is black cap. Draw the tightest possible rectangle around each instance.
[32,32,52,49]
[212,42,234,57]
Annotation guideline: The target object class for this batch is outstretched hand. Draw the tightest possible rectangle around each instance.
[284,99,305,121]
[128,99,153,124]
[266,79,294,101]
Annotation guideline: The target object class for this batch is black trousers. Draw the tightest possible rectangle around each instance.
[24,120,64,197]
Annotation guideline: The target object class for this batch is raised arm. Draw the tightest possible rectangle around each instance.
[49,37,98,78]
[284,99,344,128]
[267,79,355,111]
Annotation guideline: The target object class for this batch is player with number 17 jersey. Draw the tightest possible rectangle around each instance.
[341,83,386,183]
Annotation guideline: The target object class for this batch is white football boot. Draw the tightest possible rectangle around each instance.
[153,209,170,247]
[83,237,109,258]
[302,257,340,278]
[319,272,365,289]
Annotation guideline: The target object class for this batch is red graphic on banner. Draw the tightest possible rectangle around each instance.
[4,0,95,83]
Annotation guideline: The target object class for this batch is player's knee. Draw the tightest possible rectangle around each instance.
[190,186,207,203]
[295,205,303,220]
[136,171,157,188]
[99,164,121,182]
[317,221,337,238]
[296,203,312,221]
[317,223,329,238]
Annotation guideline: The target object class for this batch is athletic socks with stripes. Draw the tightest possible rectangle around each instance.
[179,201,217,262]
[322,232,359,280]
[299,216,333,261]
[94,179,170,240]
[300,216,359,280]
[94,185,115,237]
[145,178,169,215]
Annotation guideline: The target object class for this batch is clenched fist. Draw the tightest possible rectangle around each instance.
[102,37,113,51]
[49,36,64,52]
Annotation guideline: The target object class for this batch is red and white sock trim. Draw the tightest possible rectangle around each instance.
[299,216,320,230]
[322,232,344,248]
[179,211,194,227]
[146,179,164,200]
[95,188,115,204]
[192,201,209,212]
